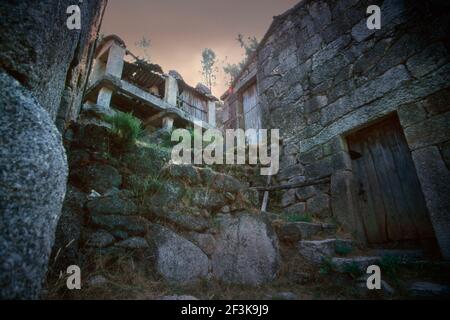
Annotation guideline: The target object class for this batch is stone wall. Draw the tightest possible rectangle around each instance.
[0,0,106,299]
[51,116,279,288]
[256,0,450,258]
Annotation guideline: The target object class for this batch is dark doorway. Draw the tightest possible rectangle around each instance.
[347,114,435,247]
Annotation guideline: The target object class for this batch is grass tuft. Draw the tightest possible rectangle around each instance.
[104,111,144,148]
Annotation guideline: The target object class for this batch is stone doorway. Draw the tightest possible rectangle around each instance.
[346,114,436,249]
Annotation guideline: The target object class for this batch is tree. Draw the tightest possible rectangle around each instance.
[222,61,240,86]
[135,36,151,62]
[236,34,259,59]
[200,48,218,91]
[223,34,259,85]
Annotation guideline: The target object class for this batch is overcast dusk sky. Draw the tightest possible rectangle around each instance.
[101,0,299,97]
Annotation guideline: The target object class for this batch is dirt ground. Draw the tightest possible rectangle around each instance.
[44,244,450,300]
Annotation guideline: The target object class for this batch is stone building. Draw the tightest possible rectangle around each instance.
[221,0,450,259]
[84,35,218,132]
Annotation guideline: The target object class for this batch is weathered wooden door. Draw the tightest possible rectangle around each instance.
[347,115,435,245]
[242,83,261,145]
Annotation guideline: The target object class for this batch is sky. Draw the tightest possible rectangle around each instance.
[101,0,299,97]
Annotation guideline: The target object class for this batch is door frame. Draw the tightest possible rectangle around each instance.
[332,112,438,249]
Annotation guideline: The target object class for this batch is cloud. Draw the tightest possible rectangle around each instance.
[101,0,298,96]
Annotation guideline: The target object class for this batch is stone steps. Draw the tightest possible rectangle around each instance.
[371,249,425,262]
[298,238,353,264]
[298,238,432,275]
[277,221,327,242]
[331,256,381,272]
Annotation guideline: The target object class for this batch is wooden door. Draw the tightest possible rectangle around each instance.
[347,115,435,245]
[242,83,261,145]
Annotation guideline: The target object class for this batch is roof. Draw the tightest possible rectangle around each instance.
[177,78,218,101]
[122,60,165,94]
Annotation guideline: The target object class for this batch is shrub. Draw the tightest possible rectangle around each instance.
[285,213,312,223]
[335,242,353,256]
[379,255,403,278]
[159,130,176,149]
[319,257,335,275]
[342,262,363,279]
[128,175,164,197]
[104,111,143,148]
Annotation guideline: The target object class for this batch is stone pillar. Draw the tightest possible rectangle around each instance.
[412,146,450,260]
[105,42,125,78]
[164,75,178,106]
[208,101,216,126]
[96,87,113,108]
[162,116,174,131]
[89,59,106,84]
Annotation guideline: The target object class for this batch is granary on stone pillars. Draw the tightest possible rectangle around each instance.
[83,34,218,132]
[221,0,450,260]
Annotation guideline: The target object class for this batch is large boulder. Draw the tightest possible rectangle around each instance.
[211,214,280,285]
[0,71,68,299]
[149,224,209,283]
[0,0,107,124]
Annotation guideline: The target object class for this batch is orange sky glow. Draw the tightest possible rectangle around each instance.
[101,0,299,98]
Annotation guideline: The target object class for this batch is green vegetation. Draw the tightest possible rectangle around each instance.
[335,242,353,256]
[342,262,363,279]
[319,257,334,275]
[285,213,312,223]
[379,255,403,278]
[223,34,259,85]
[128,175,164,197]
[200,48,218,90]
[159,130,175,149]
[104,111,144,148]
[122,142,170,178]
